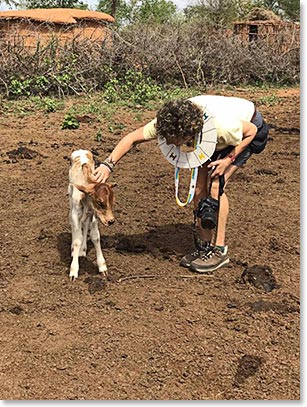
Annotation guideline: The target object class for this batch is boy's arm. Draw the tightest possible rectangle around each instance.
[226,120,257,159]
[208,120,257,176]
[94,126,149,183]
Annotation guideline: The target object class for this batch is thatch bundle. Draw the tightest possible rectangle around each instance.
[247,7,281,21]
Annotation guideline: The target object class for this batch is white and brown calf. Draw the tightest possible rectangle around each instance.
[68,149,115,281]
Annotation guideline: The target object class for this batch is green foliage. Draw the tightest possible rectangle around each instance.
[54,73,72,86]
[278,0,300,21]
[34,75,50,91]
[97,0,129,24]
[130,0,177,24]
[8,75,53,97]
[61,113,80,130]
[43,97,60,113]
[184,0,253,27]
[8,78,32,97]
[253,0,300,21]
[18,0,88,9]
[97,0,178,26]
[0,96,63,117]
[96,129,103,142]
[183,0,299,24]
[258,95,282,106]
[103,69,161,105]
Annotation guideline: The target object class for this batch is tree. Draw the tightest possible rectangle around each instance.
[0,0,19,7]
[18,0,88,9]
[97,0,129,21]
[279,0,299,21]
[130,0,177,23]
[184,0,253,28]
[97,0,178,26]
[253,0,300,21]
[183,0,299,25]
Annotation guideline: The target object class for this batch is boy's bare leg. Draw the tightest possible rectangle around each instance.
[215,192,229,246]
[180,165,211,268]
[193,165,212,243]
[207,165,238,246]
[189,165,239,273]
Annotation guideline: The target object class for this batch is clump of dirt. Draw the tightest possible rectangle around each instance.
[240,265,279,292]
[6,146,40,161]
[246,300,299,315]
[234,355,264,387]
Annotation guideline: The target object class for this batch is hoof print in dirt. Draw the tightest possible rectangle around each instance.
[234,355,264,387]
[84,276,106,294]
[6,146,39,161]
[240,265,279,292]
[115,237,146,253]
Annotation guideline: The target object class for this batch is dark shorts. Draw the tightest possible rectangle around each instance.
[211,111,269,167]
[211,146,252,167]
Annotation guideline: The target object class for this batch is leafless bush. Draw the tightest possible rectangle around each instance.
[116,21,299,87]
[0,20,299,99]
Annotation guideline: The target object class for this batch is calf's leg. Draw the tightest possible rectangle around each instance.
[90,218,108,276]
[70,204,83,280]
[80,215,90,257]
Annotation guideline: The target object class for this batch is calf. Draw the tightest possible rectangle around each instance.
[68,149,115,281]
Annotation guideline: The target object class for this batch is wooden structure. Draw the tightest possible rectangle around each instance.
[0,8,115,47]
[233,20,300,50]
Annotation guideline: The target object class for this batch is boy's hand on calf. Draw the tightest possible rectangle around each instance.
[93,165,110,183]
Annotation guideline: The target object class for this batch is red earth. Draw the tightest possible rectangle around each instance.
[0,87,300,400]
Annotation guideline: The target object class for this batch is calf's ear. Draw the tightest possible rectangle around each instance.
[74,183,96,194]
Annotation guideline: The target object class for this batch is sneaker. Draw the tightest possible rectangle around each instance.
[189,246,230,273]
[180,245,212,268]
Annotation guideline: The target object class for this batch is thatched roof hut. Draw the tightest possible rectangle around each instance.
[0,8,115,47]
[233,6,299,49]
[246,7,282,22]
[233,18,299,50]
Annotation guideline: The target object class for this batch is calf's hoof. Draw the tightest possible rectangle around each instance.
[69,269,78,281]
[98,263,108,277]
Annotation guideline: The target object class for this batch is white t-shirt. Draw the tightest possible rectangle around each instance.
[143,95,255,151]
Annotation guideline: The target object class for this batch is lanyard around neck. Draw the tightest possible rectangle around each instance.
[174,134,200,207]
[175,166,198,207]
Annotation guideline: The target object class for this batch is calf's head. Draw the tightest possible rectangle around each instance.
[75,182,115,226]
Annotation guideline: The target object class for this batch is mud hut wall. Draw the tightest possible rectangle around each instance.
[0,19,111,48]
[73,20,109,42]
[233,23,248,41]
[1,20,56,47]
[233,21,299,51]
[257,22,299,50]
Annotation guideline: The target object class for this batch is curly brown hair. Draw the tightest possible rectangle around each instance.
[156,99,203,144]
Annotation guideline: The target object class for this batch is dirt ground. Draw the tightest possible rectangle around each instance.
[0,87,300,400]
